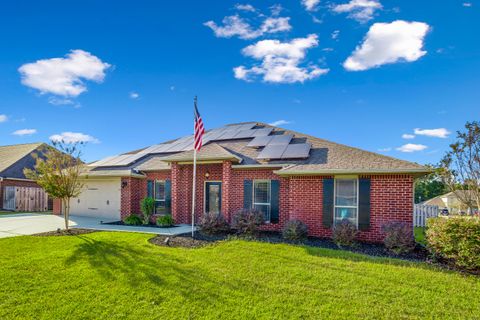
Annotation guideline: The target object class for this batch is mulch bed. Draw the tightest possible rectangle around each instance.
[148,230,428,262]
[33,228,97,237]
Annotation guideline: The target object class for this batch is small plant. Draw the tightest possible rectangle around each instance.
[156,215,174,227]
[199,213,230,235]
[282,219,308,242]
[332,219,358,247]
[124,214,143,226]
[140,197,155,225]
[426,216,480,270]
[231,208,264,235]
[382,221,415,254]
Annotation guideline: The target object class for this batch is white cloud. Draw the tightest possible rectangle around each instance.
[129,92,140,99]
[269,120,291,126]
[396,143,427,153]
[402,133,415,139]
[235,4,256,12]
[0,114,7,123]
[48,97,75,106]
[378,147,392,152]
[414,128,451,138]
[234,34,329,83]
[331,30,340,40]
[204,14,291,40]
[463,2,472,7]
[332,0,382,23]
[12,129,37,136]
[302,0,321,11]
[344,20,430,71]
[18,49,111,97]
[50,132,100,144]
[270,4,283,16]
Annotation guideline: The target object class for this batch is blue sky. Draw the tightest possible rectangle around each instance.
[0,0,478,164]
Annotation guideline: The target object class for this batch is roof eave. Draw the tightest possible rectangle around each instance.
[274,168,432,176]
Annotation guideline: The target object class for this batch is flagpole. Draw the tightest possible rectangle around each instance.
[191,96,198,238]
[191,147,197,238]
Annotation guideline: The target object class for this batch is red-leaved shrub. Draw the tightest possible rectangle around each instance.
[382,221,415,254]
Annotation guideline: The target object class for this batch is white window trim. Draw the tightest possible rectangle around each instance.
[333,177,359,228]
[253,179,272,223]
[154,180,166,214]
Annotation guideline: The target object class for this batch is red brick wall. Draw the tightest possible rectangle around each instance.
[0,179,41,210]
[120,163,415,243]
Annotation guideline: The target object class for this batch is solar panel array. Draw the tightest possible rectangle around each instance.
[257,143,311,160]
[90,123,275,167]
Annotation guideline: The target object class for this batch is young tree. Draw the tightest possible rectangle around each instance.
[24,142,84,230]
[439,121,480,213]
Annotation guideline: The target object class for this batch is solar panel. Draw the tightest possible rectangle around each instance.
[281,143,311,159]
[233,129,255,139]
[257,144,288,160]
[247,135,274,147]
[252,128,273,137]
[89,155,117,167]
[269,134,293,146]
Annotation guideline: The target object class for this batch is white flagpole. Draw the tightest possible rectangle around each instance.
[191,147,197,238]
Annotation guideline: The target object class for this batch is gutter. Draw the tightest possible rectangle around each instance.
[273,168,433,176]
[231,164,291,170]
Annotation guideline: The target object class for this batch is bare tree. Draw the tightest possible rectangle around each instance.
[24,141,84,230]
[439,121,480,213]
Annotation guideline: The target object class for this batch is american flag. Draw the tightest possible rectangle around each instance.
[194,97,205,151]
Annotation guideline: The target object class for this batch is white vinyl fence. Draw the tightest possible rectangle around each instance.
[414,204,439,227]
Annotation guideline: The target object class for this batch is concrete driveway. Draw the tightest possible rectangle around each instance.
[0,213,195,238]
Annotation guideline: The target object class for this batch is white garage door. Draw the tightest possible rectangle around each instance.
[70,178,121,221]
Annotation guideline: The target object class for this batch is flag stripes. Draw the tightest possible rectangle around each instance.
[194,97,205,151]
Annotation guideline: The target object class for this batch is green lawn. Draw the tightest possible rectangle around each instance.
[1,232,479,319]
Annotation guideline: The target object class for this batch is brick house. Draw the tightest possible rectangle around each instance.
[0,143,51,211]
[60,122,429,242]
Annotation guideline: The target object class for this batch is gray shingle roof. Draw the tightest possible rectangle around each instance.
[0,143,44,175]
[90,122,429,176]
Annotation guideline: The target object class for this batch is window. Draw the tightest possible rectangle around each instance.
[154,180,166,214]
[334,179,358,226]
[253,180,271,222]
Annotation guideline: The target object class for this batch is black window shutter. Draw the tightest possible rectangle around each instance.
[243,180,253,209]
[358,178,371,231]
[165,180,172,215]
[322,178,334,228]
[270,180,280,224]
[147,180,154,198]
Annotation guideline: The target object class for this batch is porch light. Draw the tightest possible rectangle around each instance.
[205,171,210,179]
[122,181,128,188]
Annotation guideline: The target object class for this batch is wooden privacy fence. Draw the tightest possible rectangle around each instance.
[414,204,439,227]
[3,186,49,212]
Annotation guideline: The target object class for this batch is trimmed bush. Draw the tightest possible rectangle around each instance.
[282,219,308,242]
[156,215,174,227]
[231,209,264,235]
[333,219,358,247]
[426,216,480,270]
[140,197,155,225]
[124,214,142,226]
[199,213,230,235]
[382,221,415,254]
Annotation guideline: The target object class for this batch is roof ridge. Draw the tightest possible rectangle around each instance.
[0,142,44,148]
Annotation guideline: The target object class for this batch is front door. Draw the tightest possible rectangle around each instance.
[205,182,222,214]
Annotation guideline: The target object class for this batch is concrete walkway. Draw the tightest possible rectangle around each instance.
[0,213,196,238]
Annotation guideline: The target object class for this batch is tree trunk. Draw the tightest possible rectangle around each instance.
[65,198,70,230]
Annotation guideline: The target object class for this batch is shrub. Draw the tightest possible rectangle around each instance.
[332,219,358,247]
[426,216,480,270]
[282,219,308,242]
[382,221,415,254]
[140,197,155,225]
[124,214,142,226]
[231,209,264,235]
[156,215,174,227]
[199,213,230,235]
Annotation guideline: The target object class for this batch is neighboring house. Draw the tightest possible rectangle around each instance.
[57,122,429,242]
[423,191,479,214]
[0,143,50,211]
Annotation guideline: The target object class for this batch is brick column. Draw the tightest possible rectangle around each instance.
[171,162,181,222]
[222,161,232,220]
